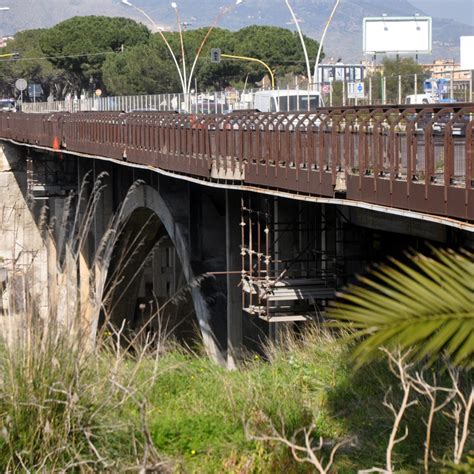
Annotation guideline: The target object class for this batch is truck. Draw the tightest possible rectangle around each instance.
[405,78,456,105]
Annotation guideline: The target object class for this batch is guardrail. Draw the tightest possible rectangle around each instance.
[1,104,473,221]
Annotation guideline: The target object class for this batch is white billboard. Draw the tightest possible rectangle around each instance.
[363,16,432,54]
[460,36,474,70]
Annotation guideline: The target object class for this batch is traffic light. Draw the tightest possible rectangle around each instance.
[211,48,221,64]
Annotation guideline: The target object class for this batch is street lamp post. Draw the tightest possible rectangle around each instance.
[313,0,341,91]
[123,0,244,110]
[186,0,243,95]
[284,0,312,88]
[171,2,188,94]
[121,0,186,95]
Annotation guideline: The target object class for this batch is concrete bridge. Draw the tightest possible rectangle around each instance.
[0,104,473,366]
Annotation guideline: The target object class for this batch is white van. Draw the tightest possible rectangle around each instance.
[253,90,324,113]
[405,94,435,105]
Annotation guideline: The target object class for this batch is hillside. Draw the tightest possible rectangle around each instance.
[0,0,472,61]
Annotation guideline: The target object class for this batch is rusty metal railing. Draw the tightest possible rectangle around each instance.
[0,104,472,221]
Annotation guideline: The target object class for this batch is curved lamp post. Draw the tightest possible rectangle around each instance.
[284,0,312,88]
[313,0,341,90]
[186,0,243,95]
[121,0,186,95]
[171,2,188,94]
[122,0,244,108]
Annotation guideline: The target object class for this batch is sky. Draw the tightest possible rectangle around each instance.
[410,0,474,26]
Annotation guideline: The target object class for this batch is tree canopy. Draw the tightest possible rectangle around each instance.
[102,42,180,96]
[233,26,320,79]
[40,16,150,92]
[0,17,324,99]
[0,29,62,99]
[370,57,426,103]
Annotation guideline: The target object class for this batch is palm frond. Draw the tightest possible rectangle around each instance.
[328,249,474,368]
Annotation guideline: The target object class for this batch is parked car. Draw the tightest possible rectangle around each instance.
[0,98,16,112]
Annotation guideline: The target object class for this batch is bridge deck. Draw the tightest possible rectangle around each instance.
[0,103,473,222]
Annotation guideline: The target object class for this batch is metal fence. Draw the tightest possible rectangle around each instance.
[1,104,473,221]
[21,88,331,114]
[21,89,257,114]
[19,70,474,114]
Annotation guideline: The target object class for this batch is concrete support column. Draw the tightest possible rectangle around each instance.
[226,190,243,369]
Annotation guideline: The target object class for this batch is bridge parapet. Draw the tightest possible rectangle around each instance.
[0,104,472,222]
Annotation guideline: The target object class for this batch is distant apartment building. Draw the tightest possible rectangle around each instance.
[0,36,13,48]
[360,60,384,76]
[423,59,470,79]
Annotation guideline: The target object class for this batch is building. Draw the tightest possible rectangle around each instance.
[423,59,470,80]
[0,36,13,48]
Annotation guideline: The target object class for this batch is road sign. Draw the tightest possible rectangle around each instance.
[211,48,221,63]
[322,84,330,94]
[348,81,365,99]
[15,78,27,91]
[95,88,102,97]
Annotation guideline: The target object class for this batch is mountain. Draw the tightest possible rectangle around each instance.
[411,0,474,27]
[0,0,472,62]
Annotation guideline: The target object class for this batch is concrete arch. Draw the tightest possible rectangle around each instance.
[101,183,224,364]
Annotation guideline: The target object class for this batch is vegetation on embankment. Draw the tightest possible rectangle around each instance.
[0,325,467,472]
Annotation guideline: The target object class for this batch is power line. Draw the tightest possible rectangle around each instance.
[0,50,120,62]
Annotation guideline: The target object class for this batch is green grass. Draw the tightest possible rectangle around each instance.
[143,331,459,473]
[0,327,466,472]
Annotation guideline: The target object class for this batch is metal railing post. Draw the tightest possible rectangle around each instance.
[450,70,454,100]
[398,74,402,104]
[470,70,473,103]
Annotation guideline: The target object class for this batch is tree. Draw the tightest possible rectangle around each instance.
[328,249,474,368]
[0,29,64,99]
[40,16,150,95]
[161,26,324,91]
[102,42,180,96]
[370,57,426,103]
[160,27,246,91]
[232,26,322,86]
[0,21,325,98]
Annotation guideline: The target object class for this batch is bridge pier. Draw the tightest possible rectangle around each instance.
[0,141,473,365]
[0,144,49,319]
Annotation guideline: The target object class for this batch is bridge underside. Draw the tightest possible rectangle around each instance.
[1,143,472,365]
